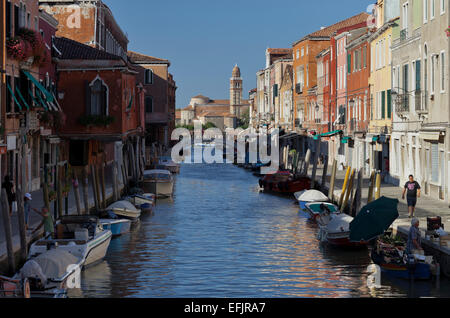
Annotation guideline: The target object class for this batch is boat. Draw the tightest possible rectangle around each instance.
[0,276,31,298]
[100,218,132,237]
[370,237,434,280]
[125,193,156,208]
[258,171,310,194]
[295,190,329,211]
[304,202,340,222]
[317,213,367,248]
[29,215,112,268]
[13,249,83,298]
[106,200,141,222]
[142,169,174,198]
[157,156,180,174]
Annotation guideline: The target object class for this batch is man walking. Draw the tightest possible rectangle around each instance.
[402,175,421,218]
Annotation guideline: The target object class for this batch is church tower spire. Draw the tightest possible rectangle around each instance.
[230,64,243,117]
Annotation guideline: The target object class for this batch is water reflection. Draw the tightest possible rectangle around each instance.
[76,162,450,298]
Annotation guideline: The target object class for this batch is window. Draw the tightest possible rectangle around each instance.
[387,90,392,119]
[89,78,108,115]
[441,51,445,92]
[431,143,439,183]
[363,46,367,68]
[423,0,428,23]
[415,60,421,90]
[403,64,409,109]
[347,54,351,74]
[296,50,299,59]
[14,5,19,36]
[431,0,435,19]
[301,47,304,57]
[402,2,409,31]
[306,65,309,87]
[441,0,446,14]
[145,96,153,113]
[431,54,436,94]
[6,76,12,113]
[388,35,392,65]
[145,69,153,84]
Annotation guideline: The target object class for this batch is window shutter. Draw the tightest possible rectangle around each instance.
[387,89,392,119]
[381,91,386,119]
[347,54,351,74]
[85,81,91,115]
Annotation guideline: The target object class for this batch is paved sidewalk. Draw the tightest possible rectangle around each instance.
[0,165,125,274]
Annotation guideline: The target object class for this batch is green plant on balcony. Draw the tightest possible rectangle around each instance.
[78,114,116,127]
[7,28,49,66]
[447,26,450,37]
[39,111,62,130]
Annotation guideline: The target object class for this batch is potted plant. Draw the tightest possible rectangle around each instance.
[62,184,71,198]
[48,190,57,202]
[447,26,450,37]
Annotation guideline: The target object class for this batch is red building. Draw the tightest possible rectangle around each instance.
[54,37,145,180]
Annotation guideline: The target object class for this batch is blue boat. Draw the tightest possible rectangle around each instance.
[295,190,329,211]
[100,219,131,237]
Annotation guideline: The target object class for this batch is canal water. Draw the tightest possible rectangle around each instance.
[70,159,450,298]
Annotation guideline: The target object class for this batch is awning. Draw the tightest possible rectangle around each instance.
[22,70,54,103]
[14,86,30,110]
[419,131,443,141]
[6,83,22,111]
[280,132,298,139]
[319,130,343,138]
[341,136,351,144]
[372,136,379,142]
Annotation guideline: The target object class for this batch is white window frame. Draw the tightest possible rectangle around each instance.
[441,51,446,93]
[423,0,428,23]
[402,2,409,31]
[431,0,435,19]
[431,54,436,94]
[441,0,446,14]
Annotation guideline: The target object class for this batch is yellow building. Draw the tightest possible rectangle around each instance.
[367,15,399,179]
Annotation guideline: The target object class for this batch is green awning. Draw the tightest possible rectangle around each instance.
[127,94,134,110]
[372,136,379,142]
[7,83,22,111]
[22,70,54,103]
[35,89,49,111]
[341,136,351,144]
[320,130,343,138]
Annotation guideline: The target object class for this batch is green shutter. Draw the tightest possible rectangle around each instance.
[381,91,386,119]
[387,89,392,119]
[348,54,351,74]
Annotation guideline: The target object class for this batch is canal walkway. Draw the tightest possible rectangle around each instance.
[0,165,125,273]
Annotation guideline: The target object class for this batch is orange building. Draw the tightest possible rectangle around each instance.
[292,12,369,134]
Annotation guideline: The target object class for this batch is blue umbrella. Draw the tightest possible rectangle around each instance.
[349,196,399,242]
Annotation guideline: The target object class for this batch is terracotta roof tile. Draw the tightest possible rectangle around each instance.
[53,37,123,60]
[127,51,170,65]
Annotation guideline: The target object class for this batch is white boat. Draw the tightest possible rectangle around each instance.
[317,213,366,248]
[100,219,132,237]
[304,202,340,221]
[106,200,141,221]
[29,216,112,268]
[125,193,156,208]
[158,157,180,174]
[14,249,83,298]
[143,169,174,198]
[295,190,329,211]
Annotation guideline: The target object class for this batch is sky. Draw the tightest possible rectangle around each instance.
[104,0,373,109]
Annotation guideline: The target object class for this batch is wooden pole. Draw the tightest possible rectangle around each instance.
[57,173,63,219]
[1,189,15,274]
[328,159,338,201]
[16,188,27,262]
[310,138,320,188]
[341,168,355,212]
[121,163,127,194]
[42,182,50,210]
[351,168,363,217]
[81,167,90,215]
[90,165,99,212]
[375,172,382,200]
[302,149,312,176]
[100,162,106,209]
[321,155,329,191]
[72,170,82,215]
[367,171,375,203]
[339,166,352,208]
[112,162,118,202]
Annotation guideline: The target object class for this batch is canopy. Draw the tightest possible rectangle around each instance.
[22,70,54,102]
[295,190,328,202]
[107,200,139,212]
[314,130,343,140]
[349,196,399,242]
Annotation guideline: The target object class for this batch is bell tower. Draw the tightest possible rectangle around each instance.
[230,64,243,117]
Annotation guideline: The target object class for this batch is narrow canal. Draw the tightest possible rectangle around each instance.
[70,160,450,298]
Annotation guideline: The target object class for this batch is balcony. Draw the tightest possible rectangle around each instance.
[395,94,409,115]
[415,90,428,114]
[146,112,169,125]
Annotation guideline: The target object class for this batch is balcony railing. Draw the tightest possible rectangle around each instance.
[395,94,409,115]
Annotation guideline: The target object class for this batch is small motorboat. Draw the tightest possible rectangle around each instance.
[29,216,112,268]
[370,236,435,280]
[0,276,31,298]
[142,170,174,198]
[157,156,180,174]
[125,193,156,208]
[100,217,132,237]
[14,249,83,298]
[304,202,340,222]
[106,200,141,222]
[295,190,329,211]
[317,213,367,248]
[259,171,310,195]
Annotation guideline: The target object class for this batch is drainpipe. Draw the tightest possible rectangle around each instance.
[1,0,5,182]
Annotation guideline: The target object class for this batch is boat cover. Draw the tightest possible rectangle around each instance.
[325,214,354,233]
[295,190,328,202]
[107,200,139,212]
[21,250,80,281]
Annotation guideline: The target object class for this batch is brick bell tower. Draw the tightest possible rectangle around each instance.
[230,64,243,117]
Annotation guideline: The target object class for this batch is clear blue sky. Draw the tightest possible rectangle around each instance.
[104,0,372,109]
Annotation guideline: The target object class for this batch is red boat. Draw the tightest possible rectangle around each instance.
[258,171,311,194]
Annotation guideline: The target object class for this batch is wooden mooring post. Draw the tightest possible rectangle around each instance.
[320,155,329,191]
[339,166,351,208]
[100,162,106,209]
[90,165,100,212]
[375,172,382,200]
[310,138,321,189]
[1,189,15,274]
[72,170,82,215]
[367,171,376,203]
[302,149,312,176]
[16,188,27,262]
[328,159,337,201]
[81,167,90,215]
[341,168,355,212]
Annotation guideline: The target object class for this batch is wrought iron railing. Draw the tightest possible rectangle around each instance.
[400,29,408,41]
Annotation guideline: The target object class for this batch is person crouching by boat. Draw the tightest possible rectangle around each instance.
[406,217,424,255]
[31,206,54,238]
